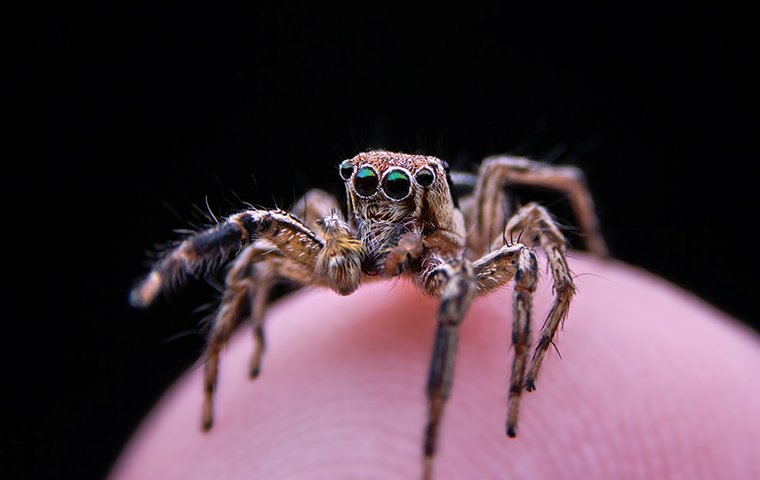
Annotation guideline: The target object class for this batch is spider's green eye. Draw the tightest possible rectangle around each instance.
[414,167,435,187]
[382,169,411,200]
[339,160,354,180]
[354,166,379,197]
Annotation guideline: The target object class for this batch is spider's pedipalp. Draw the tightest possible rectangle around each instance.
[314,212,363,295]
[382,230,424,277]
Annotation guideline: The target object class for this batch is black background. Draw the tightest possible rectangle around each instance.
[11,2,758,478]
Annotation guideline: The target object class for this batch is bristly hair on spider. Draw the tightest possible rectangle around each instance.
[131,150,607,480]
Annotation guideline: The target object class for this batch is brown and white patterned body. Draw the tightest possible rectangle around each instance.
[131,149,606,479]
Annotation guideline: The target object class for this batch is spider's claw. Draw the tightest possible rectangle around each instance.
[201,418,213,432]
[524,378,536,392]
[506,425,517,438]
[201,410,214,432]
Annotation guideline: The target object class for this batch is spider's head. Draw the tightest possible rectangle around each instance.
[338,150,465,274]
[338,150,455,227]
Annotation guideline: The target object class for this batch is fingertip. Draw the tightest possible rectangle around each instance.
[114,256,760,479]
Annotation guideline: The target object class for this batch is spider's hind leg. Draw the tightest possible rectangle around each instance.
[464,155,608,258]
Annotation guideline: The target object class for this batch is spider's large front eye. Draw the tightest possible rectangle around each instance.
[339,160,354,180]
[414,167,435,187]
[382,169,411,200]
[354,166,379,197]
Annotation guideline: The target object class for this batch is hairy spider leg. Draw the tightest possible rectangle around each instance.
[419,256,477,480]
[201,245,282,429]
[466,155,608,258]
[130,210,318,308]
[505,203,576,392]
[470,244,540,438]
[202,190,343,429]
[419,244,538,480]
[130,199,363,430]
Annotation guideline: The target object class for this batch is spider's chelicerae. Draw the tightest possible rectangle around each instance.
[131,150,607,479]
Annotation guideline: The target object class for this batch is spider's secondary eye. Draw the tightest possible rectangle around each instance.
[354,166,379,197]
[339,160,354,180]
[441,160,450,173]
[414,167,435,187]
[382,169,411,200]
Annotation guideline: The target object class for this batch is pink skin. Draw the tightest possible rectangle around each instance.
[112,254,760,479]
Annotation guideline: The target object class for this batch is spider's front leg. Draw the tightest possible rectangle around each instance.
[131,194,363,430]
[130,202,361,309]
[419,255,477,480]
[130,210,310,308]
[200,191,357,430]
[471,244,539,437]
[419,244,539,479]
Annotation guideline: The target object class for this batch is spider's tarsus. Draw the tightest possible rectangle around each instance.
[249,351,263,378]
[201,417,213,432]
[129,271,162,309]
[201,397,214,432]
[128,288,147,309]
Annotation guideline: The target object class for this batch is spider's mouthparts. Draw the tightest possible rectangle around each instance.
[360,254,380,276]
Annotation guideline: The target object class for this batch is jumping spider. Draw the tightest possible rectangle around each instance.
[131,150,606,479]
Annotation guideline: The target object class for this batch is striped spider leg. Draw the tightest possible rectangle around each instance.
[130,189,360,430]
[459,155,607,391]
[418,243,538,480]
[418,155,605,478]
